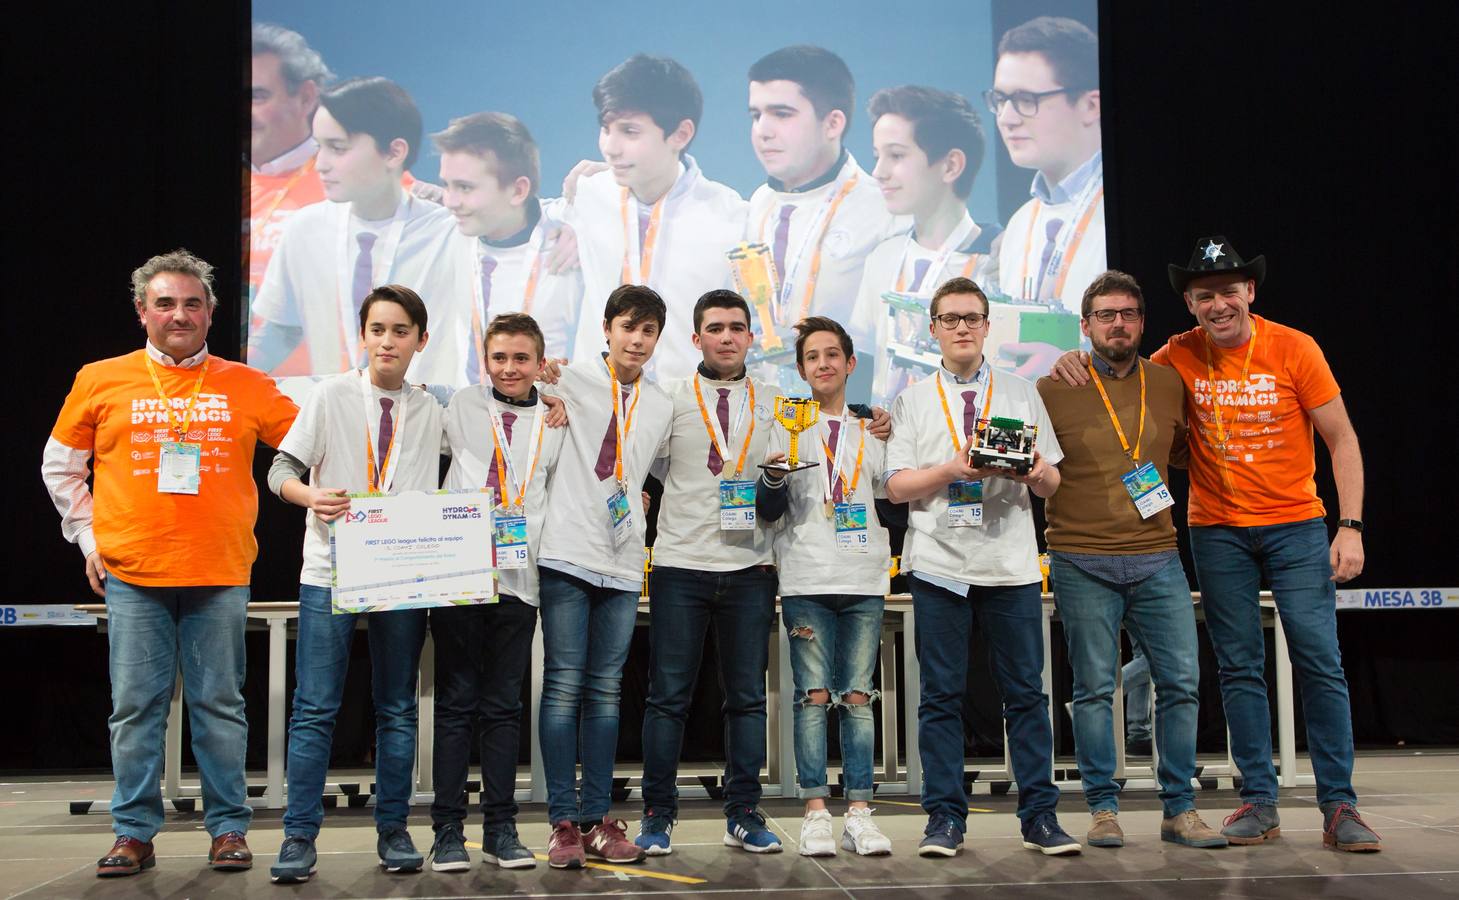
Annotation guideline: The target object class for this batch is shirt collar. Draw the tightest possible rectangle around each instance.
[249,137,318,176]
[145,341,209,369]
[1090,353,1140,379]
[766,146,848,194]
[938,359,989,386]
[696,361,747,382]
[491,385,539,408]
[1030,149,1102,204]
[479,198,543,250]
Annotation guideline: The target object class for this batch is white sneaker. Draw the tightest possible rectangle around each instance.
[799,809,837,857]
[842,807,892,856]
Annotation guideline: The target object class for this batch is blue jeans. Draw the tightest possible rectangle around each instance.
[1051,554,1201,818]
[538,570,639,824]
[104,577,252,842]
[641,565,776,818]
[1190,518,1356,806]
[909,576,1059,827]
[282,584,426,837]
[1124,638,1152,741]
[782,594,884,801]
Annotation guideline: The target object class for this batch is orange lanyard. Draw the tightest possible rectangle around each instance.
[692,375,756,479]
[488,398,546,510]
[934,368,993,454]
[1203,317,1259,452]
[249,158,315,238]
[821,416,865,499]
[144,354,210,441]
[896,253,980,292]
[604,359,642,485]
[1017,187,1104,299]
[1087,359,1147,463]
[620,188,666,284]
[756,173,859,323]
[469,246,544,384]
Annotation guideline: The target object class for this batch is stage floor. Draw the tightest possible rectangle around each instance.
[3,751,1456,899]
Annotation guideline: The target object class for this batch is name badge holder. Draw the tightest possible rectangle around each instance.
[720,480,757,530]
[834,502,870,553]
[493,502,530,570]
[157,442,201,494]
[607,486,634,546]
[1122,462,1175,520]
[948,480,984,527]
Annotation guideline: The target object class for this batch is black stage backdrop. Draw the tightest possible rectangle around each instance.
[4,1,1456,772]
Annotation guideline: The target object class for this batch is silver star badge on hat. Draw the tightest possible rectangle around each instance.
[1203,241,1225,261]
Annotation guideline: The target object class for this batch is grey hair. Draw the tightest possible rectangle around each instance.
[131,249,219,310]
[252,22,333,93]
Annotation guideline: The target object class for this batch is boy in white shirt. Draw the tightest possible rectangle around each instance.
[851,85,1003,403]
[742,46,903,395]
[265,285,445,882]
[883,277,1078,859]
[566,55,747,380]
[633,290,782,857]
[755,317,894,858]
[251,77,463,385]
[535,285,674,869]
[988,17,1104,312]
[427,313,566,872]
[434,112,584,373]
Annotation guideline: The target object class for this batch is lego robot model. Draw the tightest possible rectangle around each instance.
[968,416,1038,475]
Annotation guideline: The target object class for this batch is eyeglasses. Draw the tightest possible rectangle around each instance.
[934,312,989,330]
[1085,308,1144,324]
[982,88,1080,117]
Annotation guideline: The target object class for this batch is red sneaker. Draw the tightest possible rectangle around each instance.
[583,817,646,863]
[547,820,585,869]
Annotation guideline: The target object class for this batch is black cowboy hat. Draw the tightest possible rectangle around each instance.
[1167,236,1266,294]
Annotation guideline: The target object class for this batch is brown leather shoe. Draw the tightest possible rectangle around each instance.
[96,836,155,877]
[209,831,254,871]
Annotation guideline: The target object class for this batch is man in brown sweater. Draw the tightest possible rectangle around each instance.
[1036,271,1225,851]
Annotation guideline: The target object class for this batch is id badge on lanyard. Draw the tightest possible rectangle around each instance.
[720,480,757,530]
[158,442,202,494]
[834,502,870,553]
[494,510,530,569]
[1121,462,1174,520]
[948,480,984,527]
[607,486,634,546]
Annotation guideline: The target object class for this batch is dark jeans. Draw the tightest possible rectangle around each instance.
[640,565,777,818]
[909,575,1059,827]
[430,596,538,830]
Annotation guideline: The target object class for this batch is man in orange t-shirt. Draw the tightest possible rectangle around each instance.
[1052,235,1378,853]
[42,250,297,878]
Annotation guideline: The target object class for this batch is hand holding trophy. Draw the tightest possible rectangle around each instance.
[761,396,822,474]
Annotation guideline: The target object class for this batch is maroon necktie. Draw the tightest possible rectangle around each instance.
[909,258,932,293]
[1035,217,1064,299]
[377,397,394,471]
[961,390,978,442]
[466,255,499,384]
[771,205,796,289]
[827,418,843,502]
[707,387,730,476]
[594,387,631,481]
[352,232,377,324]
[487,410,516,491]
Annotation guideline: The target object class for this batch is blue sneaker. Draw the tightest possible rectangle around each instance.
[635,808,675,856]
[429,822,470,872]
[482,823,537,869]
[270,835,317,883]
[1021,813,1082,856]
[917,814,964,858]
[723,807,783,853]
[377,827,424,872]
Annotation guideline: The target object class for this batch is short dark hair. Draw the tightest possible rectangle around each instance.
[485,312,545,360]
[868,85,985,199]
[997,16,1099,94]
[602,284,667,331]
[793,316,854,365]
[359,283,427,333]
[747,45,856,132]
[320,76,423,171]
[431,111,540,196]
[929,276,989,318]
[1080,270,1145,318]
[593,54,702,148]
[692,289,751,332]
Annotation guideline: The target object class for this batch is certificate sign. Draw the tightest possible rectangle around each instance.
[330,490,496,614]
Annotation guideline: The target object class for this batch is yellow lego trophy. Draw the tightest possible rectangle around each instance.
[761,396,821,474]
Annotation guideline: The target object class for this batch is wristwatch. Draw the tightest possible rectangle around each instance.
[1337,518,1364,533]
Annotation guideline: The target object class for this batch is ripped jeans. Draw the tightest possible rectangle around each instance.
[781,594,884,801]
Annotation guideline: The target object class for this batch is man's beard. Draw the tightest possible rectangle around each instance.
[1093,335,1137,363]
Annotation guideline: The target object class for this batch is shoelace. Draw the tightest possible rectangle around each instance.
[642,810,672,833]
[431,825,463,857]
[1223,803,1260,827]
[551,822,583,848]
[1326,803,1381,838]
